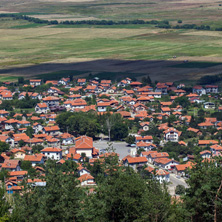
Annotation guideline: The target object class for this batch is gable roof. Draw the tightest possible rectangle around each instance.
[75,136,93,149]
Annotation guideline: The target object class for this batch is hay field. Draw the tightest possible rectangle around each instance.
[0,22,222,81]
[1,0,222,28]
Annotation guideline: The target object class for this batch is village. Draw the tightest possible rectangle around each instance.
[0,76,221,195]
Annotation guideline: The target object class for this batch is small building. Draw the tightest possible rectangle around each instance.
[35,103,49,114]
[1,159,20,171]
[41,147,62,160]
[164,128,181,142]
[30,79,42,86]
[124,156,148,170]
[24,154,44,166]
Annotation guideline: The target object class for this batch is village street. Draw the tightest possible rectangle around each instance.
[94,140,188,195]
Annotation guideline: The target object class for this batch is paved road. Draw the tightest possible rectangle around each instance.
[94,140,188,195]
[94,140,130,159]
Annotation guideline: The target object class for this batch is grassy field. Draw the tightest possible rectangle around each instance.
[1,25,222,63]
[0,20,222,81]
[0,0,222,82]
[1,0,222,28]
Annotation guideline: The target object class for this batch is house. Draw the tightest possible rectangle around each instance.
[145,166,170,183]
[155,84,167,94]
[5,119,18,130]
[200,150,211,159]
[1,159,20,171]
[192,85,206,95]
[161,107,171,115]
[133,103,147,113]
[70,99,87,111]
[43,125,60,136]
[147,92,162,98]
[1,91,13,100]
[11,148,26,160]
[5,181,23,194]
[136,111,149,121]
[9,171,27,181]
[97,102,111,112]
[46,136,59,147]
[24,154,44,166]
[117,80,128,87]
[164,128,181,142]
[77,166,91,176]
[140,122,150,131]
[60,133,74,145]
[74,136,98,158]
[187,127,202,136]
[30,79,42,86]
[35,103,49,114]
[78,174,96,186]
[41,147,62,160]
[66,150,81,162]
[42,96,60,106]
[130,81,142,88]
[17,120,31,128]
[27,178,46,187]
[210,144,222,155]
[45,80,59,86]
[0,110,9,117]
[198,121,214,129]
[0,135,14,146]
[205,85,218,94]
[147,152,169,163]
[203,102,215,109]
[175,161,193,176]
[59,77,70,85]
[136,135,153,143]
[198,140,218,147]
[33,122,43,134]
[153,158,179,170]
[48,87,64,96]
[136,141,156,151]
[77,79,86,86]
[124,156,148,170]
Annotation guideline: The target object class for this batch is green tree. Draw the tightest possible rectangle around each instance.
[175,185,186,195]
[18,77,25,85]
[12,160,83,222]
[183,157,222,221]
[125,135,135,145]
[0,141,9,154]
[18,140,26,147]
[111,122,128,140]
[25,126,34,138]
[32,144,44,154]
[0,187,10,220]
[78,170,172,222]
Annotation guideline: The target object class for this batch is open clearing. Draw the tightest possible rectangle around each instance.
[1,0,222,27]
[0,0,222,81]
[0,21,222,81]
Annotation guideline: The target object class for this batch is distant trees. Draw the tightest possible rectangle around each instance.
[2,13,221,31]
[142,75,152,85]
[56,111,100,138]
[198,74,222,85]
[56,112,129,140]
